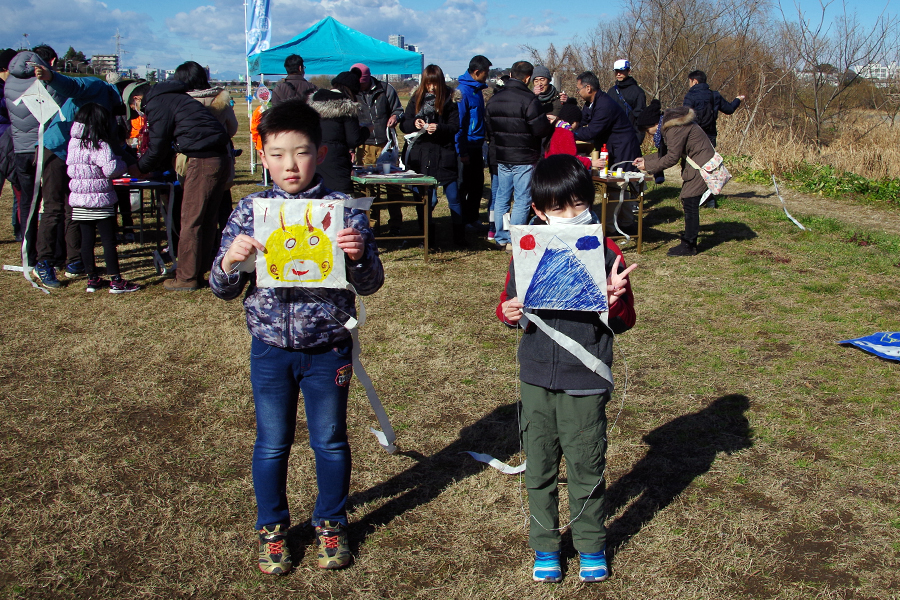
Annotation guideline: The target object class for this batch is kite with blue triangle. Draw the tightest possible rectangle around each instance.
[838,332,900,361]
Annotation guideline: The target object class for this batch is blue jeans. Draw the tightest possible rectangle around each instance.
[414,181,460,225]
[250,336,353,530]
[493,163,534,245]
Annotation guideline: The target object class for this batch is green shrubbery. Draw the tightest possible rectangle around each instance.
[731,159,900,207]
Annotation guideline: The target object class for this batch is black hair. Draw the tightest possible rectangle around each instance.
[129,83,150,104]
[32,45,58,66]
[284,54,304,75]
[74,103,113,150]
[257,99,322,148]
[576,71,600,91]
[688,69,707,84]
[531,154,595,213]
[468,55,492,74]
[173,61,210,91]
[510,60,534,81]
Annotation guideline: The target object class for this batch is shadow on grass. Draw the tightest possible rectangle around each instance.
[698,221,758,251]
[605,394,753,555]
[642,184,681,209]
[342,402,521,549]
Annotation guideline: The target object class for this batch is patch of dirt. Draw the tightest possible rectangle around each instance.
[747,249,791,263]
[725,181,900,236]
[776,524,861,589]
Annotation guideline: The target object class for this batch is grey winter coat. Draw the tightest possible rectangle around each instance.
[4,52,67,154]
[641,107,715,199]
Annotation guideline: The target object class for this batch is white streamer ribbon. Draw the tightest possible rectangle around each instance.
[343,287,397,454]
[522,312,614,387]
[463,452,526,474]
[772,175,807,231]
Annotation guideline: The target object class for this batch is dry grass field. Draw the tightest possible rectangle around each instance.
[1,103,899,599]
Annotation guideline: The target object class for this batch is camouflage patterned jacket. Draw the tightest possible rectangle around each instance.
[210,177,384,350]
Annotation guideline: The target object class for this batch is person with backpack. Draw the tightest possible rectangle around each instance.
[270,54,317,105]
[607,59,647,146]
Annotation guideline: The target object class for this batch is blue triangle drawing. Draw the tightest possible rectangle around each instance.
[523,236,608,311]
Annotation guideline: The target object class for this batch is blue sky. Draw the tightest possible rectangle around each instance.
[0,0,895,78]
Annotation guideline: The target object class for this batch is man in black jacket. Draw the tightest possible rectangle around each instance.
[485,61,553,249]
[270,55,317,106]
[607,59,647,146]
[682,70,744,207]
[138,80,230,291]
[682,70,744,148]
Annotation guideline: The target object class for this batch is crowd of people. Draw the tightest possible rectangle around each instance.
[0,44,743,583]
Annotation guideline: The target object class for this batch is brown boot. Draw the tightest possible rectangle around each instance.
[163,278,199,292]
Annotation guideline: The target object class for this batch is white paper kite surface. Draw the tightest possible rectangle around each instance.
[253,198,346,288]
[511,224,609,312]
[13,80,63,125]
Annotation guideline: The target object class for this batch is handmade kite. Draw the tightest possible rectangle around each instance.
[252,198,345,288]
[838,332,900,361]
[511,224,609,312]
[13,79,64,292]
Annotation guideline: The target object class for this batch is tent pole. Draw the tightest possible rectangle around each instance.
[244,0,255,174]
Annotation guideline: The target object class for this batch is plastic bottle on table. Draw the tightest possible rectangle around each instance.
[599,144,609,177]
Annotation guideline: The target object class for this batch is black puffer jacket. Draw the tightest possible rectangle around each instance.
[308,89,370,194]
[137,81,229,173]
[485,78,553,165]
[399,90,460,184]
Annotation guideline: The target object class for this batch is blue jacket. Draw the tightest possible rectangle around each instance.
[682,82,740,139]
[43,72,124,161]
[573,91,642,167]
[455,71,488,155]
[209,176,384,350]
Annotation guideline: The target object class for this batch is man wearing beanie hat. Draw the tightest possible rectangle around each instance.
[352,62,405,234]
[532,65,562,116]
[271,54,317,105]
[607,59,647,146]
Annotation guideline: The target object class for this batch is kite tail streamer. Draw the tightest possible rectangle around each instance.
[772,175,807,231]
[22,126,48,294]
[343,284,397,454]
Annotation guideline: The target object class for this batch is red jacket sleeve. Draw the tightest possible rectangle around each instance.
[606,238,636,330]
[496,257,517,326]
[545,128,593,169]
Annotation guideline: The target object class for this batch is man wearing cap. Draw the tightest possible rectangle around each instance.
[271,54,317,105]
[353,63,405,234]
[607,59,647,146]
[532,65,562,116]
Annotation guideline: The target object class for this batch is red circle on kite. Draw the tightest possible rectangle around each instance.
[520,234,536,250]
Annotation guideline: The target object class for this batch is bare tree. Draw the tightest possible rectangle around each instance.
[780,0,899,147]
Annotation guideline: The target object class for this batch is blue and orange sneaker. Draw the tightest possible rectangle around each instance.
[532,550,562,582]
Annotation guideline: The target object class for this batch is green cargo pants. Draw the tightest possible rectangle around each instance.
[520,382,608,553]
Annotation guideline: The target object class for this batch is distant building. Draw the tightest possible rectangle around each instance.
[386,34,422,82]
[853,62,900,82]
[90,54,118,74]
[389,34,405,49]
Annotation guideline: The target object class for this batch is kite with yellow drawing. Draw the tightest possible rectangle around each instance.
[252,198,346,288]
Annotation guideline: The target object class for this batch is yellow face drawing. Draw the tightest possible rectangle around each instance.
[264,202,333,282]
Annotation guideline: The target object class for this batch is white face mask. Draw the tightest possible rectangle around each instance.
[545,207,593,225]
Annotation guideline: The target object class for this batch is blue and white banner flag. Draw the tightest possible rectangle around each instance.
[246,0,272,56]
[838,332,900,361]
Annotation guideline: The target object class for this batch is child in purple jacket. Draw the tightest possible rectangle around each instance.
[67,103,139,293]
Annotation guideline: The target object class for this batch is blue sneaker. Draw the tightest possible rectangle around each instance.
[578,549,609,582]
[33,261,61,289]
[65,260,86,278]
[532,550,562,583]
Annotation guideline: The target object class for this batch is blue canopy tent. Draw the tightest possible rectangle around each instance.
[248,17,424,76]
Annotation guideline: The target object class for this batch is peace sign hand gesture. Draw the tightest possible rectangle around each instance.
[606,255,636,306]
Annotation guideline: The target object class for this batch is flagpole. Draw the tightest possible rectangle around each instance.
[244,0,255,174]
